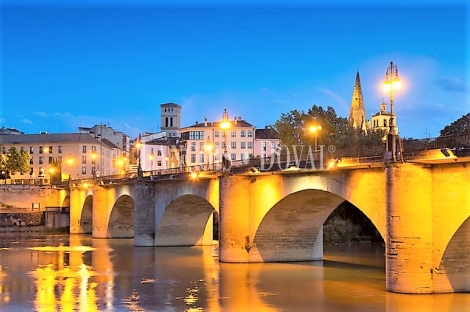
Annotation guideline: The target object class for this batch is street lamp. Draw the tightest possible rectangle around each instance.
[220,109,231,171]
[204,136,213,170]
[135,136,142,178]
[149,151,154,172]
[49,167,55,184]
[91,152,97,178]
[308,124,322,151]
[383,61,401,162]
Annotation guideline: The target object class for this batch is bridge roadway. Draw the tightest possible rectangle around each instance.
[1,149,470,294]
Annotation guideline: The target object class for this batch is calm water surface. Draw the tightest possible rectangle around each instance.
[0,234,468,311]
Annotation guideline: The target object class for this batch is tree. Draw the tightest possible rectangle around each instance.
[4,147,30,178]
[273,104,387,158]
[440,113,470,137]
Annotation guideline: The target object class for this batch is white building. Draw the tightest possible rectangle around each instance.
[180,110,256,170]
[0,132,127,181]
[254,127,280,159]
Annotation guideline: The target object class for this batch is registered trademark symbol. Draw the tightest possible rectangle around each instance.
[328,145,336,153]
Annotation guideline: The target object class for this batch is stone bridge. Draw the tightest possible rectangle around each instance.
[1,152,470,294]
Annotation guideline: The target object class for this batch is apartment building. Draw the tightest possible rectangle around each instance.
[254,127,280,158]
[180,112,256,169]
[0,132,127,180]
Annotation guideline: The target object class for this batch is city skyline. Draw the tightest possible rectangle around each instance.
[1,0,468,140]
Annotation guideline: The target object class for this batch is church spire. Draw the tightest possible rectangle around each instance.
[349,71,368,134]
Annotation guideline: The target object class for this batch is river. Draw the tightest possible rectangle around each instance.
[0,234,468,311]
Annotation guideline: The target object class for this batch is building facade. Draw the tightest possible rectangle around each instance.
[254,127,280,159]
[0,132,128,181]
[180,111,256,170]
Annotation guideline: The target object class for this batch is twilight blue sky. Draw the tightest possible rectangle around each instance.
[1,0,469,139]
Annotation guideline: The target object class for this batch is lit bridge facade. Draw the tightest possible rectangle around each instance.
[2,152,470,294]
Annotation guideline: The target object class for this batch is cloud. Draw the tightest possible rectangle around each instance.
[434,77,467,93]
[35,111,48,118]
[21,119,33,125]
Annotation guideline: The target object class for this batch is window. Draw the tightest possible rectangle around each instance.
[248,142,253,149]
[30,146,34,154]
[241,130,246,137]
[157,150,162,156]
[231,142,236,149]
[231,130,236,137]
[82,145,87,153]
[231,153,236,160]
[200,154,204,164]
[82,167,87,174]
[262,142,267,151]
[215,130,220,137]
[191,142,196,152]
[82,156,87,164]
[248,130,253,137]
[48,146,53,153]
[157,161,162,166]
[58,146,63,153]
[49,157,53,164]
[241,153,246,161]
[58,156,62,163]
[271,142,276,150]
[215,154,220,161]
[241,142,246,149]
[383,119,387,127]
[91,146,97,153]
[191,154,196,163]
[30,158,33,165]
[215,142,221,150]
[199,142,204,151]
[39,146,44,154]
[39,157,43,164]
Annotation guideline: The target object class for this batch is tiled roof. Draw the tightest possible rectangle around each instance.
[255,128,279,140]
[0,133,115,148]
[182,119,254,130]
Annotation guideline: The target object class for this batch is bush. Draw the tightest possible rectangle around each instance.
[323,217,362,244]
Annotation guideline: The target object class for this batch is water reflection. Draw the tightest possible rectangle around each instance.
[0,235,468,311]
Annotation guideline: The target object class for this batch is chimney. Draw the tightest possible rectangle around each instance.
[204,117,207,127]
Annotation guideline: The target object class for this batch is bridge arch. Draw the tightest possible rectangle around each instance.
[435,215,470,292]
[254,189,345,261]
[155,194,216,246]
[108,194,134,238]
[80,195,93,234]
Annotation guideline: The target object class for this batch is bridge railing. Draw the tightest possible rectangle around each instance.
[44,134,470,186]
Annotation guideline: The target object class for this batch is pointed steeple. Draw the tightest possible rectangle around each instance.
[349,71,368,134]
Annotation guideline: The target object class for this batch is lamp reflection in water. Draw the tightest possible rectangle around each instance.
[30,244,99,311]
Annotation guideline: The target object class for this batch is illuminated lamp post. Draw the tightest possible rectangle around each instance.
[204,136,213,170]
[383,61,402,162]
[308,124,322,152]
[149,151,154,172]
[220,109,231,171]
[135,136,142,179]
[91,152,97,178]
[66,154,74,181]
[48,167,55,184]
